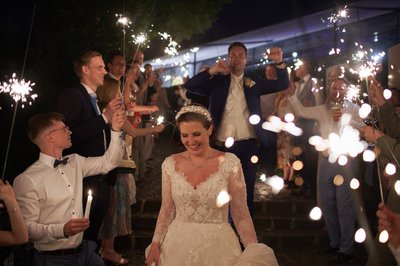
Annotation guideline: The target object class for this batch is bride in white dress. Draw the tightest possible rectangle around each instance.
[146,105,278,266]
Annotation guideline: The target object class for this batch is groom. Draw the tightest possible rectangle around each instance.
[185,42,289,215]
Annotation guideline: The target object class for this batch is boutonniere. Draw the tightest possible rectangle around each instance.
[244,77,256,88]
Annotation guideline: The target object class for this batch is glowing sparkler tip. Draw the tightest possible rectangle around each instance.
[0,73,37,103]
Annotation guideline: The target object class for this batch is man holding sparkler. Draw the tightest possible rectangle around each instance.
[364,78,400,266]
[288,78,364,263]
[13,111,125,266]
[57,51,123,247]
[185,42,289,216]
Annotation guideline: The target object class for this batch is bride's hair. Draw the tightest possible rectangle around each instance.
[175,104,213,129]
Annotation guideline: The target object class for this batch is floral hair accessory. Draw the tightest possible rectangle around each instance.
[244,77,256,88]
[175,105,212,121]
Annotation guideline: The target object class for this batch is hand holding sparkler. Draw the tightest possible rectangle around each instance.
[368,77,386,107]
[104,96,123,122]
[152,124,165,134]
[377,203,400,248]
[111,109,127,132]
[363,126,384,144]
[266,47,284,67]
[208,60,230,75]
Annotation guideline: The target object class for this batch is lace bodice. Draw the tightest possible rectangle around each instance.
[152,152,257,247]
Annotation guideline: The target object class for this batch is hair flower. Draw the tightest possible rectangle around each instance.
[244,77,256,88]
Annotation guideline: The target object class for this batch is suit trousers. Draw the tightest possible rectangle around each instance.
[318,157,358,255]
[215,138,258,217]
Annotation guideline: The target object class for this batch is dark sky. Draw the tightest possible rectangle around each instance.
[0,0,357,63]
[168,0,357,60]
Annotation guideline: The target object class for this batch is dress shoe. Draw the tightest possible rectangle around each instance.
[329,252,353,264]
[317,246,338,255]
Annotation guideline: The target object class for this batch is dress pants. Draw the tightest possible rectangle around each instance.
[33,240,104,266]
[318,157,358,255]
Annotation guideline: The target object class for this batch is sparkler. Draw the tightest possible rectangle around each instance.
[322,6,349,28]
[1,73,37,180]
[158,32,180,56]
[156,115,164,125]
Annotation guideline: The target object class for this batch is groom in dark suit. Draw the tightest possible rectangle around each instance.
[57,51,122,247]
[185,42,289,215]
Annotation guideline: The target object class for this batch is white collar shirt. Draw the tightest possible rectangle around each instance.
[13,131,123,251]
[217,73,256,142]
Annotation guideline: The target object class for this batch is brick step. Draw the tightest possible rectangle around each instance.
[127,229,328,251]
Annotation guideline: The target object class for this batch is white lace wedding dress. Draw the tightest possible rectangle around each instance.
[147,152,278,266]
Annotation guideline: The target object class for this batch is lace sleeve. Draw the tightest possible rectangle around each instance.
[229,155,258,247]
[152,159,176,244]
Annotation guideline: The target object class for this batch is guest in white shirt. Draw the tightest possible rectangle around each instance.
[13,111,125,266]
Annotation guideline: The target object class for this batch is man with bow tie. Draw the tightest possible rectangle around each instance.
[13,111,125,266]
[185,42,289,216]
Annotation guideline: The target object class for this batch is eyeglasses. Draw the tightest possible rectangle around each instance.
[49,125,69,134]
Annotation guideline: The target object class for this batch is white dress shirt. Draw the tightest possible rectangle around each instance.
[288,95,364,139]
[13,130,123,251]
[217,73,256,142]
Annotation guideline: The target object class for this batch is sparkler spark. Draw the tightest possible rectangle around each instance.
[322,6,349,27]
[0,73,37,107]
[156,115,164,125]
[115,14,131,27]
[158,32,181,56]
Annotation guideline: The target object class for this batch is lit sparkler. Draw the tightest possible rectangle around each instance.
[322,6,349,28]
[115,14,132,28]
[262,115,303,136]
[158,32,181,56]
[1,73,37,180]
[0,73,37,107]
[132,32,149,46]
[156,115,164,125]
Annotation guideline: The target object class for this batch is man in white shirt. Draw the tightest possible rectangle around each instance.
[13,111,125,266]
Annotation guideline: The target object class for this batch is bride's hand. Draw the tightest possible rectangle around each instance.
[146,243,161,266]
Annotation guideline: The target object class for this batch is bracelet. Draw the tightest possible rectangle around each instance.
[9,206,19,214]
[275,61,285,66]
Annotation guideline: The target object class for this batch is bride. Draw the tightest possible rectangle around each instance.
[145,104,278,266]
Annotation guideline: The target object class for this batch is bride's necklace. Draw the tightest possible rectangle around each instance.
[188,149,213,169]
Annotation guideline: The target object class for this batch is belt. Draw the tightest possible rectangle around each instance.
[37,243,84,256]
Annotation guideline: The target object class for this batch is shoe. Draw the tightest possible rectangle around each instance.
[330,252,354,264]
[101,250,129,265]
[317,246,338,255]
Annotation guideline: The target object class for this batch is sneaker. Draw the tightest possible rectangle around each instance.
[330,252,354,264]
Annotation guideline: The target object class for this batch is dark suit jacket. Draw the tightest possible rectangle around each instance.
[57,84,110,157]
[185,67,289,148]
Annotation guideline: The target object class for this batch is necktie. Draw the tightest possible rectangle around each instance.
[54,158,68,168]
[90,94,100,115]
[296,79,305,96]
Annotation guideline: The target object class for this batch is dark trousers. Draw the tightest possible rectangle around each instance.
[214,138,258,217]
[33,240,104,266]
[82,175,110,245]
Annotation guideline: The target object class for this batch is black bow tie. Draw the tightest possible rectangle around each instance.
[54,158,68,168]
